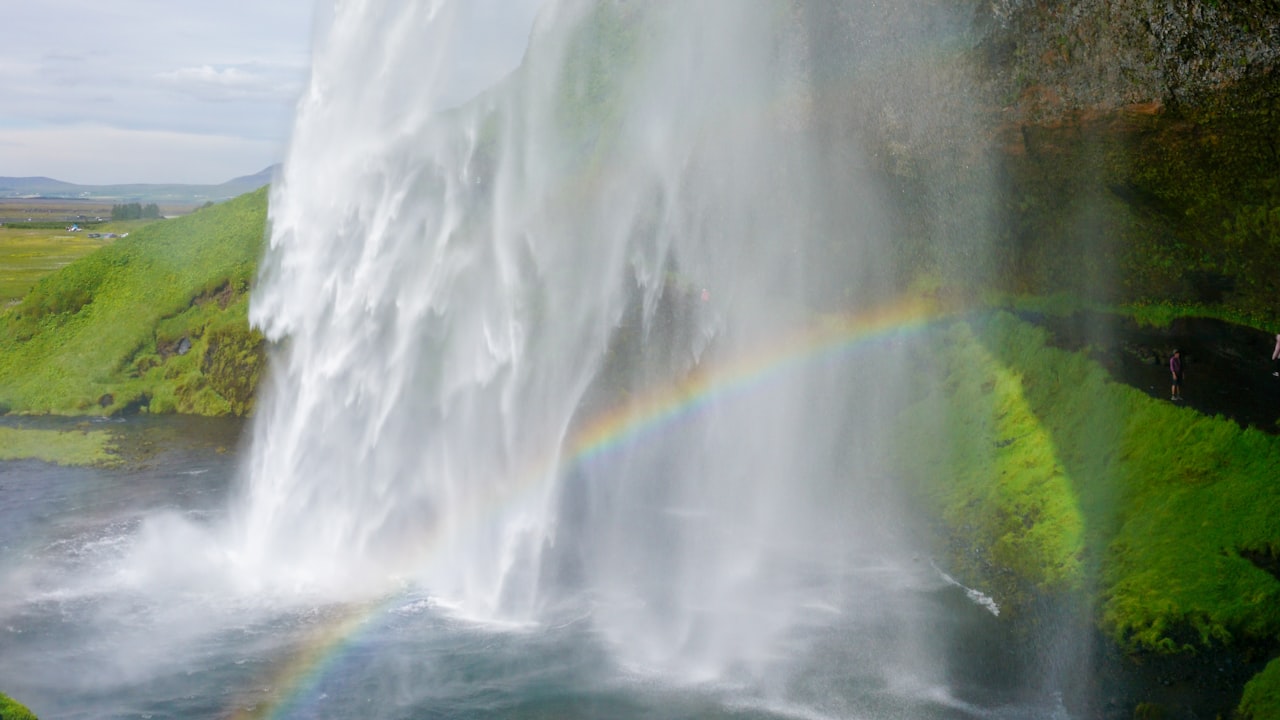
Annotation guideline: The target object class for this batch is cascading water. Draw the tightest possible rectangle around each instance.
[239,0,950,679]
[1,2,1097,718]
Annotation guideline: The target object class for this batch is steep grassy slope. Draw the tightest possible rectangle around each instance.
[0,692,38,720]
[0,189,266,416]
[895,311,1280,714]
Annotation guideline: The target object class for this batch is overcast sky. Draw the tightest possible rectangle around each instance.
[1,1,541,185]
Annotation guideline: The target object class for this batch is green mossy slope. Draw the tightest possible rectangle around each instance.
[1240,657,1280,720]
[896,320,1087,613]
[0,692,38,720]
[896,312,1280,710]
[0,189,267,416]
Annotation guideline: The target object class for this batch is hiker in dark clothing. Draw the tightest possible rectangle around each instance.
[1170,348,1184,401]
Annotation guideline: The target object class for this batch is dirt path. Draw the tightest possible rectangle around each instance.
[1021,311,1280,434]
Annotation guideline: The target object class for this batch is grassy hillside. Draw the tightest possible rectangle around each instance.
[0,188,267,416]
[895,311,1280,713]
[0,692,38,720]
[0,227,113,305]
[0,215,170,305]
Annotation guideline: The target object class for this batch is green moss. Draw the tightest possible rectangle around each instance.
[552,1,648,166]
[1133,702,1165,720]
[896,312,1280,655]
[1239,657,1280,720]
[0,188,267,416]
[202,316,265,416]
[0,692,38,720]
[896,320,1086,614]
[0,426,118,466]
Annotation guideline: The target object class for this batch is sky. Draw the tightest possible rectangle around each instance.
[1,0,541,186]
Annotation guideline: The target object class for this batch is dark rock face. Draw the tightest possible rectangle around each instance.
[791,0,1280,318]
[977,0,1280,119]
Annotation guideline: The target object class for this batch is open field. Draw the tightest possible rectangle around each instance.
[0,221,165,305]
[0,198,114,224]
[0,197,198,223]
[0,199,187,305]
[0,227,113,305]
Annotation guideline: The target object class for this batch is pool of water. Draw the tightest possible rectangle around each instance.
[1,416,1085,720]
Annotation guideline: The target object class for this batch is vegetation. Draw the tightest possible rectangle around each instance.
[0,1,1273,705]
[552,0,649,167]
[0,187,267,416]
[982,78,1280,329]
[895,319,1088,613]
[0,226,115,305]
[1239,657,1280,720]
[895,311,1280,713]
[0,426,117,466]
[110,202,162,220]
[0,692,37,720]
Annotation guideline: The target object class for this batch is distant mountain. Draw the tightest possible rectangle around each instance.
[0,176,81,194]
[220,165,279,190]
[0,165,279,203]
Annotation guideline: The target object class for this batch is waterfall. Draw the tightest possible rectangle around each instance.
[237,0,972,679]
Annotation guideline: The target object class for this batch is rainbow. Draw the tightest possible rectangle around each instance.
[226,293,962,720]
[568,294,953,464]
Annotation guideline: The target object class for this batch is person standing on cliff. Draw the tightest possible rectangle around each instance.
[1170,348,1184,401]
[1271,334,1279,377]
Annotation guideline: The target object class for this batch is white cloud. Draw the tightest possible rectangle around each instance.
[0,0,545,183]
[0,0,314,182]
[156,63,304,100]
[159,64,262,86]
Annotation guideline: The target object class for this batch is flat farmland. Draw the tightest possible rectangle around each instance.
[0,226,112,305]
[0,197,198,223]
[0,199,189,306]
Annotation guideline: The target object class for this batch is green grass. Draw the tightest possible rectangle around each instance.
[895,320,1089,613]
[1239,657,1280,720]
[979,314,1280,651]
[0,227,117,305]
[0,188,267,415]
[0,426,118,466]
[1117,298,1278,331]
[985,290,1278,335]
[895,311,1280,711]
[0,692,38,720]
